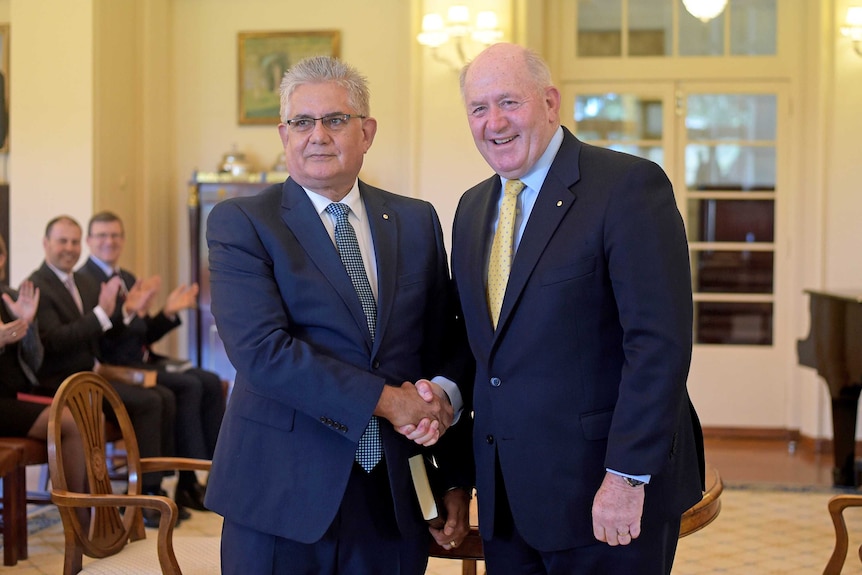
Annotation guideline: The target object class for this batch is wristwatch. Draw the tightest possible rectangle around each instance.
[622,476,645,487]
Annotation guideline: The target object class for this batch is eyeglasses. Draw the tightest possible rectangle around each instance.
[284,114,366,133]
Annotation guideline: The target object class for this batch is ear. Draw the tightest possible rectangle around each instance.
[545,86,561,123]
[360,117,378,153]
[277,123,290,148]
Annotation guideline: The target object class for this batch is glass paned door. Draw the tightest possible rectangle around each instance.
[564,83,785,348]
[684,91,777,345]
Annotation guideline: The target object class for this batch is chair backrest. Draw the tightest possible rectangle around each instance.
[47,371,149,571]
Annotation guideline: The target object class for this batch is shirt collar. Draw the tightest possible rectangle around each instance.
[88,255,117,277]
[501,126,564,194]
[304,182,365,221]
[46,262,74,284]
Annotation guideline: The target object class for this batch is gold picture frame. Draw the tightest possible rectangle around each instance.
[238,30,340,125]
[0,25,9,153]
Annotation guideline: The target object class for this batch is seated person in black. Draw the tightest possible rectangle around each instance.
[0,236,86,508]
[80,211,225,511]
[30,215,179,527]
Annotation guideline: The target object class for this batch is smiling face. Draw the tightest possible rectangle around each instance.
[44,218,82,273]
[87,220,125,267]
[277,81,377,201]
[462,44,561,180]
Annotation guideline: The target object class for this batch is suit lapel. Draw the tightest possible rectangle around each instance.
[38,263,82,318]
[464,177,501,345]
[493,130,583,338]
[360,183,395,355]
[279,178,375,351]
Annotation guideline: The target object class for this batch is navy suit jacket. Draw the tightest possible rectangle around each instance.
[204,178,473,543]
[451,128,704,551]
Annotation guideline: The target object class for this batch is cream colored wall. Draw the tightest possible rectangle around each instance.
[8,0,95,286]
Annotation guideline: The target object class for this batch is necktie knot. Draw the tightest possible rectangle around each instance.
[504,179,525,198]
[325,202,350,220]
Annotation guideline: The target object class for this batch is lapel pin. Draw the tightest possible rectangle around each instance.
[556,200,563,207]
[383,213,389,220]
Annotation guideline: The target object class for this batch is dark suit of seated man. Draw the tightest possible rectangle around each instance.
[29,215,176,527]
[79,211,224,511]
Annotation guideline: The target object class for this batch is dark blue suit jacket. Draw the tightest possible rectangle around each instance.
[204,178,473,544]
[452,128,704,551]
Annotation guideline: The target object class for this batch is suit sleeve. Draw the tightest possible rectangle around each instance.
[602,158,694,476]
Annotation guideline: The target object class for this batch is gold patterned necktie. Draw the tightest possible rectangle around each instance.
[487,179,525,328]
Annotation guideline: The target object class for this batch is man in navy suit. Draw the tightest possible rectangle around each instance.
[451,43,705,574]
[204,56,473,574]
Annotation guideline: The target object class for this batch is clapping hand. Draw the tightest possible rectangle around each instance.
[0,280,40,346]
[164,282,199,317]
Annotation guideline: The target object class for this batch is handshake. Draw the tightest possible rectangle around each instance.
[374,379,455,447]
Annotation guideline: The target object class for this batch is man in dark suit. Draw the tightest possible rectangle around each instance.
[205,55,473,574]
[451,43,705,574]
[29,215,176,525]
[79,210,224,512]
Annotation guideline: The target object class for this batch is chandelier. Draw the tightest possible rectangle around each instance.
[682,0,728,23]
[417,5,503,70]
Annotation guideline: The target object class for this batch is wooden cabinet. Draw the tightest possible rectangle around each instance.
[187,172,285,382]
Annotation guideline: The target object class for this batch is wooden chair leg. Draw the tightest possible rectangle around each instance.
[462,558,478,575]
[2,451,27,566]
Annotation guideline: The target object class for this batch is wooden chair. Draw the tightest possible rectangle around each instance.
[824,494,862,574]
[0,437,49,566]
[47,371,219,575]
[430,466,724,575]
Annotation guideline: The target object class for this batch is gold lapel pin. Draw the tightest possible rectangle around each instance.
[383,213,389,220]
[556,200,563,207]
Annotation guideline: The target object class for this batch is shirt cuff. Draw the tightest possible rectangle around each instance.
[93,306,113,331]
[606,469,651,484]
[431,376,464,424]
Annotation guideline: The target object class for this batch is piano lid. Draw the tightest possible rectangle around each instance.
[803,289,862,304]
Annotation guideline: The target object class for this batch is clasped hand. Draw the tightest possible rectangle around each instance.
[376,380,453,447]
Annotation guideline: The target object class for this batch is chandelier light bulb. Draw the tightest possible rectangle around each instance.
[682,0,728,23]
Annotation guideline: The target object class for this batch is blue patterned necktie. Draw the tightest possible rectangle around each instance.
[326,202,381,472]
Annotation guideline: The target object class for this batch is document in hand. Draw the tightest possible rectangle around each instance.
[408,454,445,529]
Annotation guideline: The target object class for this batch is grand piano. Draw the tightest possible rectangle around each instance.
[797,289,862,487]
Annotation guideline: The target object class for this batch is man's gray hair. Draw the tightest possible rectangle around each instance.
[279,56,370,123]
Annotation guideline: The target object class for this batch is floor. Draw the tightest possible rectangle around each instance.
[3,438,862,574]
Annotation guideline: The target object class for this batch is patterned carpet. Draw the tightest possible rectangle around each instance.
[5,483,862,574]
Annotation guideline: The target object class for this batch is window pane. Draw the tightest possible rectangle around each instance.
[730,0,776,55]
[695,301,773,345]
[687,94,777,140]
[578,0,622,57]
[608,145,664,166]
[692,250,774,293]
[685,145,775,190]
[575,95,663,140]
[629,0,671,56]
[679,0,725,56]
[686,199,774,242]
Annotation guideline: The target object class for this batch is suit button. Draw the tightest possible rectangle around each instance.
[486,435,495,444]
[490,377,501,387]
[372,360,380,369]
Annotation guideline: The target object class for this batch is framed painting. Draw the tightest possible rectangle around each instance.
[238,30,340,125]
[0,25,8,153]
